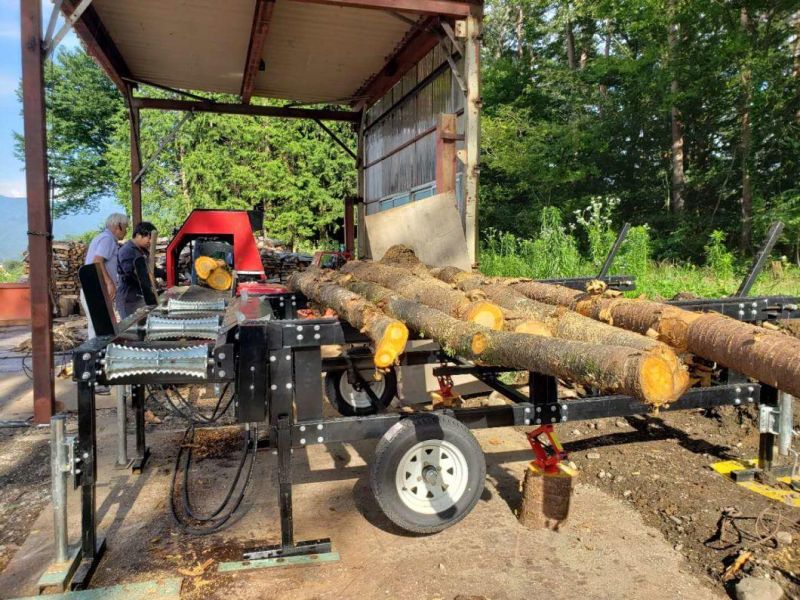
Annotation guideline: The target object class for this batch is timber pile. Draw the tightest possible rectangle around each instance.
[289,247,693,407]
[23,240,87,317]
[289,244,800,406]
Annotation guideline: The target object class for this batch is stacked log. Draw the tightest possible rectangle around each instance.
[24,240,87,317]
[503,279,800,398]
[288,244,800,406]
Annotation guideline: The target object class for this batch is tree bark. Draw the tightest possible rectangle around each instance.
[430,265,687,390]
[287,268,408,368]
[333,275,683,406]
[340,260,505,330]
[565,16,577,70]
[668,0,685,212]
[506,280,800,398]
[739,7,753,250]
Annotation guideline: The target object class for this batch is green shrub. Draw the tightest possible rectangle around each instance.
[704,230,735,280]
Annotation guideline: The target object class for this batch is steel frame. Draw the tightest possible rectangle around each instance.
[61,269,800,589]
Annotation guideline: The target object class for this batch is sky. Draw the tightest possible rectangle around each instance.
[0,1,79,198]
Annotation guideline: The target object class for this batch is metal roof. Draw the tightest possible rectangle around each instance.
[87,0,450,105]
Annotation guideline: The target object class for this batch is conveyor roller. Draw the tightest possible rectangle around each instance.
[103,344,209,380]
[145,315,220,340]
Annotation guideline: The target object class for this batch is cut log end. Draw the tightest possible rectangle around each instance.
[514,320,553,337]
[194,256,221,280]
[464,301,505,330]
[471,332,489,355]
[206,268,232,291]
[374,321,409,368]
[639,353,686,407]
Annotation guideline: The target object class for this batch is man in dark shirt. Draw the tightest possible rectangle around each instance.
[116,221,157,318]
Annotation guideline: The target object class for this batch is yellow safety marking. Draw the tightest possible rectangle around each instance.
[711,458,800,506]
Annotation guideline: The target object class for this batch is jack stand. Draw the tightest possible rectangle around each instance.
[526,424,568,473]
[130,384,150,474]
[432,373,461,408]
[730,387,795,482]
[218,415,338,573]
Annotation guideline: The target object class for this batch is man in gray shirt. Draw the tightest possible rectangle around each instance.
[81,213,129,338]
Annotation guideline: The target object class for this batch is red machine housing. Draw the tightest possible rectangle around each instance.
[166,210,266,288]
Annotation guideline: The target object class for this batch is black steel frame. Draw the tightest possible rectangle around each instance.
[65,221,799,587]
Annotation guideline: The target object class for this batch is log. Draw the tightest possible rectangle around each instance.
[429,264,687,390]
[382,247,686,390]
[508,280,800,398]
[340,260,505,330]
[334,274,684,405]
[288,269,408,368]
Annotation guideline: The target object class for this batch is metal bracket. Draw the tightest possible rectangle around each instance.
[759,404,780,435]
[442,44,467,93]
[439,21,464,56]
[133,110,194,183]
[44,0,94,58]
[66,435,81,488]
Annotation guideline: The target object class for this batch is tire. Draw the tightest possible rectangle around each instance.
[324,367,397,416]
[370,414,486,534]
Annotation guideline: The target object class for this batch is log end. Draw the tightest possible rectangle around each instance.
[465,301,505,331]
[514,320,553,337]
[194,256,221,280]
[471,331,489,355]
[638,353,690,407]
[374,321,409,368]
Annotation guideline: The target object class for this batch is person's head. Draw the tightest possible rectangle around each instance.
[106,213,129,241]
[131,222,156,249]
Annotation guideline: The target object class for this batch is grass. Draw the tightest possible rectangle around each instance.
[478,203,800,300]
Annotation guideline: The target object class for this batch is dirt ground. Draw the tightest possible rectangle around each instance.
[0,370,798,598]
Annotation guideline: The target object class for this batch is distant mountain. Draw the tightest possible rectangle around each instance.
[0,195,125,261]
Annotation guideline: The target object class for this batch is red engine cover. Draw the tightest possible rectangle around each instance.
[166,210,266,287]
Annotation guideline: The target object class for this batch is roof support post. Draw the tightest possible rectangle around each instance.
[463,8,481,267]
[125,84,142,225]
[356,113,367,259]
[20,0,55,424]
[435,113,457,194]
[344,196,355,255]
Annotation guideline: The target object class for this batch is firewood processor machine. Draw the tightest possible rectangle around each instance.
[54,211,800,589]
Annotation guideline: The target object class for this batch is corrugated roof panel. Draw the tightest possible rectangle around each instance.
[255,2,412,103]
[94,0,254,95]
[91,0,416,104]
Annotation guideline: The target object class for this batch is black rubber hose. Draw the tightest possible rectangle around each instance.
[169,424,257,535]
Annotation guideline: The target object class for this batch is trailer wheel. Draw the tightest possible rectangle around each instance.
[324,367,397,416]
[370,414,485,534]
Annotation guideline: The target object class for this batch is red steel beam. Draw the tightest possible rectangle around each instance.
[241,0,276,104]
[290,0,475,17]
[126,86,143,225]
[62,0,131,92]
[354,16,440,109]
[20,0,56,424]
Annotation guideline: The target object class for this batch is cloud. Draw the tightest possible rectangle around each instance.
[0,178,26,198]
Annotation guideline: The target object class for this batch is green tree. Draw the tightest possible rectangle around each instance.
[17,48,356,247]
[15,49,123,216]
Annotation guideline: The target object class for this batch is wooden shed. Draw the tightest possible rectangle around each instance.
[20,0,483,421]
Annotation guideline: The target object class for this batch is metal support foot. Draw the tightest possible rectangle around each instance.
[131,384,150,473]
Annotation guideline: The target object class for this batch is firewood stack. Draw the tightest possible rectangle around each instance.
[24,240,87,317]
[288,245,800,407]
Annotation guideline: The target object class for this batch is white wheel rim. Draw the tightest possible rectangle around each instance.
[338,371,387,409]
[395,440,469,515]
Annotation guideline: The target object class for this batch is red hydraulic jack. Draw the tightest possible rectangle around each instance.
[526,425,568,474]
